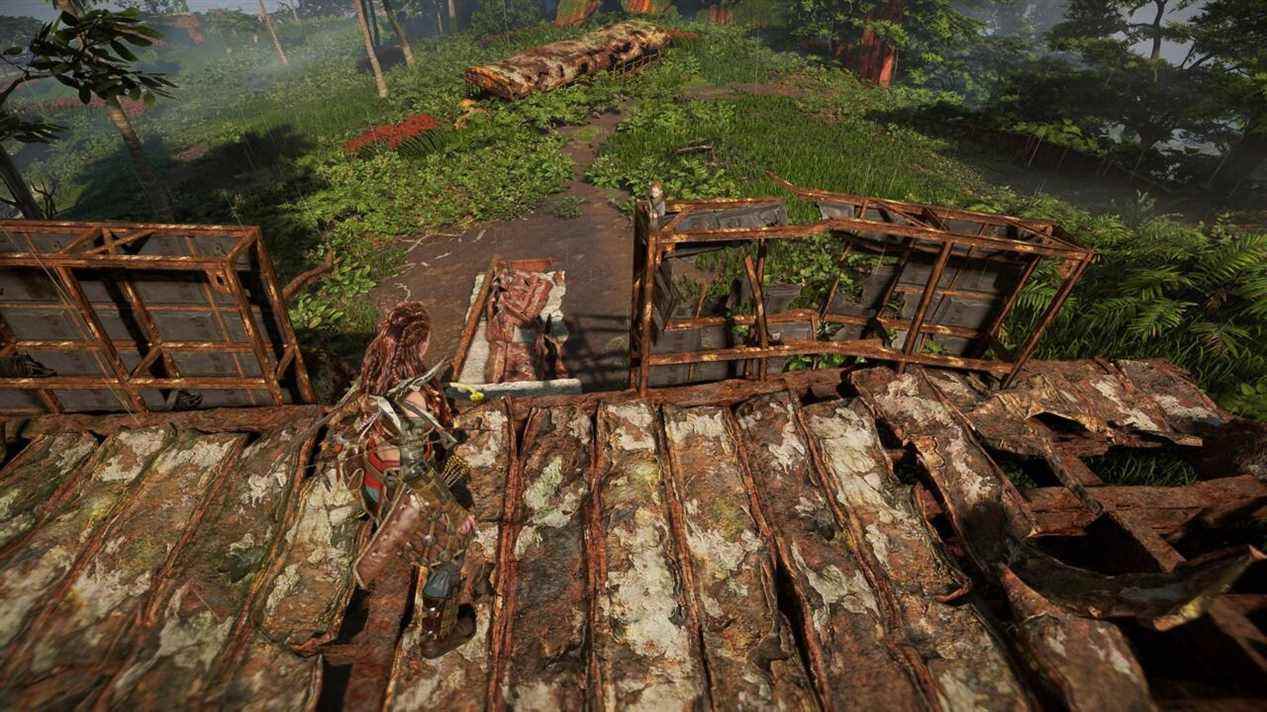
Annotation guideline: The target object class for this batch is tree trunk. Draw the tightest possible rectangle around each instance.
[1149,0,1166,61]
[0,144,42,219]
[258,0,289,66]
[354,0,389,98]
[380,0,414,66]
[103,98,174,220]
[365,0,380,47]
[849,0,903,87]
[1214,123,1267,195]
[448,0,458,26]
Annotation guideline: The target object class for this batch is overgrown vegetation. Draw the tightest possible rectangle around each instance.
[2,6,1264,424]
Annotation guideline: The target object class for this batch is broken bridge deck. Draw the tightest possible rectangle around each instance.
[0,359,1264,710]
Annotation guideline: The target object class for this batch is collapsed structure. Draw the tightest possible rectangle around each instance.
[0,189,1264,709]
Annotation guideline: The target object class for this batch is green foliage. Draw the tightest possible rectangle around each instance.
[111,0,190,14]
[468,0,544,37]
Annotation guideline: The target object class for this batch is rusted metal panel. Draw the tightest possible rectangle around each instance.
[0,430,245,709]
[99,423,316,708]
[497,404,592,711]
[254,460,364,651]
[0,428,173,650]
[591,402,708,711]
[1114,358,1228,434]
[466,22,672,100]
[383,403,512,712]
[1000,569,1155,712]
[853,368,1260,626]
[210,635,321,712]
[733,395,926,711]
[0,431,97,547]
[662,405,817,711]
[0,220,314,414]
[798,398,1030,711]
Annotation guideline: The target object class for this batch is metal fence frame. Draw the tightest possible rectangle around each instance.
[0,219,314,415]
[630,180,1095,394]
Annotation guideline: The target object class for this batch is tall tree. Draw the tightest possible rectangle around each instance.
[56,0,173,218]
[788,0,986,87]
[380,0,414,66]
[354,0,388,97]
[0,8,173,218]
[1181,0,1267,192]
[257,0,289,65]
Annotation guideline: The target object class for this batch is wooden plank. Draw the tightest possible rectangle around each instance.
[0,432,97,548]
[0,431,245,708]
[383,403,512,712]
[734,395,925,711]
[662,405,817,711]
[497,405,592,711]
[799,398,1031,711]
[98,424,315,708]
[590,403,708,711]
[0,428,173,650]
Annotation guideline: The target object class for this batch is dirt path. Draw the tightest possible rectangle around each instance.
[370,111,634,392]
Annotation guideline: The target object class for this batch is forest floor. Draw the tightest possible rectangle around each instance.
[370,110,635,391]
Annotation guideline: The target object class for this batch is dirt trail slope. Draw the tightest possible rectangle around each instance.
[371,112,633,392]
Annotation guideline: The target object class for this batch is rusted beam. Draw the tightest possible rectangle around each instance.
[898,240,954,373]
[53,266,148,412]
[16,405,326,438]
[450,256,499,380]
[250,234,315,404]
[1,376,274,390]
[1003,255,1092,387]
[975,255,1040,356]
[743,254,771,379]
[218,267,285,406]
[646,339,1015,375]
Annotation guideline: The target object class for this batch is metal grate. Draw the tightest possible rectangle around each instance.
[0,219,314,415]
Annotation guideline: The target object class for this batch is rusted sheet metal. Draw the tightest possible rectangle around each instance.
[254,459,364,651]
[733,395,926,711]
[853,368,1261,630]
[210,635,321,712]
[970,361,1194,454]
[100,423,316,708]
[0,431,97,547]
[1023,475,1267,537]
[1114,359,1227,434]
[383,403,512,712]
[0,427,173,650]
[497,404,592,710]
[1000,569,1155,712]
[591,402,707,711]
[466,22,672,100]
[553,0,600,26]
[795,397,1031,711]
[662,405,817,711]
[0,430,245,709]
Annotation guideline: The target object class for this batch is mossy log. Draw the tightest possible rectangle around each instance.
[465,21,672,100]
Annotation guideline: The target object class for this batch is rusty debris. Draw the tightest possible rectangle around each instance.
[451,258,580,399]
[632,179,1094,392]
[465,21,673,100]
[0,219,314,415]
[0,352,1264,708]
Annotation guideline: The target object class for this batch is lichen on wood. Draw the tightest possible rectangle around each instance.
[466,21,672,100]
[0,431,97,548]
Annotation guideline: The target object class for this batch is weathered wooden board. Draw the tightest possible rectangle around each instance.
[254,457,364,651]
[799,399,1031,711]
[0,430,245,709]
[0,428,172,650]
[591,402,707,711]
[735,395,926,711]
[662,405,817,711]
[0,431,97,548]
[383,403,512,712]
[100,424,314,708]
[498,404,592,711]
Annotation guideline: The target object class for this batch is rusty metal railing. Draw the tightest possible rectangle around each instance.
[629,179,1094,393]
[0,220,314,415]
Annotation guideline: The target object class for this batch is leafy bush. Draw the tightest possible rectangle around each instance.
[468,0,544,37]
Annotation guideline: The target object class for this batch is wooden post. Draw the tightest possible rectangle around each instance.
[258,0,289,66]
[354,0,389,98]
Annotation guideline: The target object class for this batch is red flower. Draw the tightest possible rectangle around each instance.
[343,113,439,156]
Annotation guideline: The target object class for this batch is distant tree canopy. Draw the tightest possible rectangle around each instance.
[787,0,987,86]
[0,16,44,50]
[110,0,191,13]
